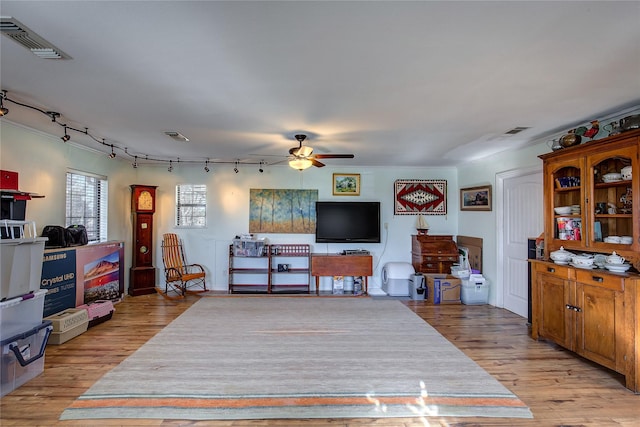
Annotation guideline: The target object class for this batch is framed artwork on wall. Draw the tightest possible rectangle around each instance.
[394,179,447,215]
[333,173,360,196]
[249,189,318,233]
[460,185,492,211]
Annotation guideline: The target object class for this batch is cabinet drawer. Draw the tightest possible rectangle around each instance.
[535,262,573,279]
[575,270,624,292]
[419,255,458,262]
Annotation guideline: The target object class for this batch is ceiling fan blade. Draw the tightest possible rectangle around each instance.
[311,158,325,167]
[313,154,354,159]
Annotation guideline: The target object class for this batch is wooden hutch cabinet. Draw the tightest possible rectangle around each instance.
[531,129,640,393]
[411,235,459,274]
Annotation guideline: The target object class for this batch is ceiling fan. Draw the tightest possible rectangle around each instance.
[287,134,354,170]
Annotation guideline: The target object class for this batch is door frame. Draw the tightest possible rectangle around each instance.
[495,165,543,309]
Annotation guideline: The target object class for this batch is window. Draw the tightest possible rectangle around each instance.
[176,184,207,227]
[66,170,108,242]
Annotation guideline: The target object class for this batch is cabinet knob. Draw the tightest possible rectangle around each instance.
[547,267,555,273]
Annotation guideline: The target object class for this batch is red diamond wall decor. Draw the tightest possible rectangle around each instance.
[394,179,447,215]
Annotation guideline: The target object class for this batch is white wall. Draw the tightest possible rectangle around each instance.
[1,121,458,293]
[457,142,547,305]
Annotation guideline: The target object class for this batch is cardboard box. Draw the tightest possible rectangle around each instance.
[425,274,461,305]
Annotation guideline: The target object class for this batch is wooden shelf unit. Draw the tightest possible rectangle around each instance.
[228,244,311,294]
[269,244,311,294]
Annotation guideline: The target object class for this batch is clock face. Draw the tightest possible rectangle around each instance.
[138,190,153,211]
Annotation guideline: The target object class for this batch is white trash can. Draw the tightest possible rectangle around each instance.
[409,273,426,300]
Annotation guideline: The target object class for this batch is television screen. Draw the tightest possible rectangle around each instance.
[315,201,380,243]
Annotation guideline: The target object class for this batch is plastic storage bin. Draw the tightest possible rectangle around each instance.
[0,289,47,340]
[461,275,489,305]
[1,230,47,300]
[382,262,415,296]
[232,238,267,256]
[1,321,52,397]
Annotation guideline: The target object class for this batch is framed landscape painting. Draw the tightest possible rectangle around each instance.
[460,185,492,211]
[333,173,360,196]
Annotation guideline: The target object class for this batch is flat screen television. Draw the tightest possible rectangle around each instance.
[315,201,380,243]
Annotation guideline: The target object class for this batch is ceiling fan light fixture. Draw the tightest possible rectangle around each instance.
[289,158,313,171]
[297,146,313,157]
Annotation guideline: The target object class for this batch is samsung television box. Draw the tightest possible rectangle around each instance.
[425,274,461,305]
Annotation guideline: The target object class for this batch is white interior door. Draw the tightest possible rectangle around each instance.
[501,170,543,318]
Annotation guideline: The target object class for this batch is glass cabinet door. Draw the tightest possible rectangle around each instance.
[587,144,637,251]
[548,157,586,251]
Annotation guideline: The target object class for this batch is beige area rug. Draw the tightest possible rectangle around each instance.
[61,298,532,420]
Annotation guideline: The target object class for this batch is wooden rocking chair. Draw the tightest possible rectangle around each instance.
[160,233,207,298]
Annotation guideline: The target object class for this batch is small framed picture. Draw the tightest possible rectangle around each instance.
[460,185,492,211]
[333,173,360,196]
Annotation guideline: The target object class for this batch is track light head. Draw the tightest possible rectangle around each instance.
[109,144,116,158]
[0,93,7,116]
[234,161,239,173]
[61,127,70,142]
[132,156,138,168]
[168,161,173,172]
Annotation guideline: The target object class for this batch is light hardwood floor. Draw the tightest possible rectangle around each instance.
[1,294,638,426]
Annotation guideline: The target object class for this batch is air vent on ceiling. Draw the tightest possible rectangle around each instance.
[503,127,530,135]
[164,131,190,142]
[0,16,71,59]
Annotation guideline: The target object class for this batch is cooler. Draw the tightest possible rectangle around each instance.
[382,262,415,296]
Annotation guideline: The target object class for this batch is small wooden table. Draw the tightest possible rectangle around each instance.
[310,253,373,295]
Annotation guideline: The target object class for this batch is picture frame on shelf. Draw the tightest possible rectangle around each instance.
[460,185,492,211]
[333,173,360,196]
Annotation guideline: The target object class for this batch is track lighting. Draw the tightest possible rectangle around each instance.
[61,126,70,142]
[1,90,274,170]
[0,91,8,116]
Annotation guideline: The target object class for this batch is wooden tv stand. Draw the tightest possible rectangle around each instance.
[310,253,373,295]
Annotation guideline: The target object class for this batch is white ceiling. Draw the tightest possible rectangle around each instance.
[1,1,639,168]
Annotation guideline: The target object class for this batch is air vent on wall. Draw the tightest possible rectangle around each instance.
[0,16,71,59]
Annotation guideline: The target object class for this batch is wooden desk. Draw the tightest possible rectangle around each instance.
[310,253,373,295]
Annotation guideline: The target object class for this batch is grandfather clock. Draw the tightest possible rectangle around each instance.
[129,185,158,296]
